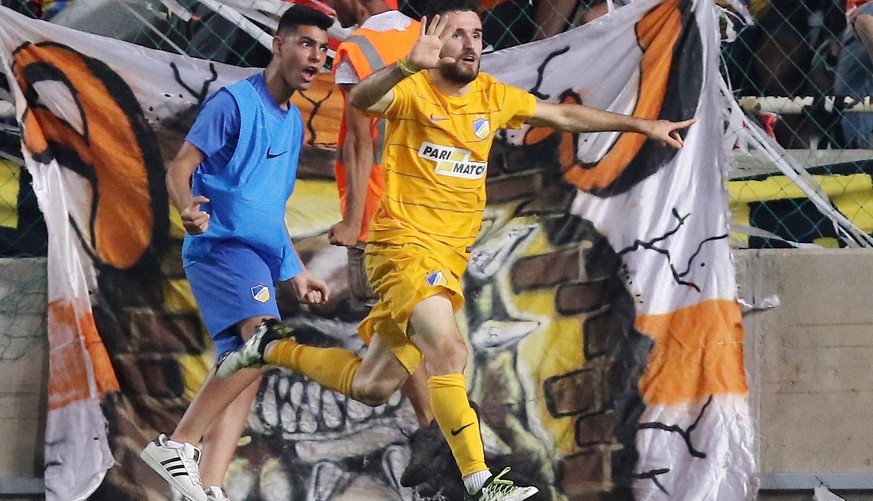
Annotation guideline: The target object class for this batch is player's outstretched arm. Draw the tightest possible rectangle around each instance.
[349,14,456,114]
[527,102,696,149]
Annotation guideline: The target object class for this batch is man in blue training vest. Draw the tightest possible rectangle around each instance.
[140,7,334,501]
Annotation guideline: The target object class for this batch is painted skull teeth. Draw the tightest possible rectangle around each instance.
[258,458,296,501]
[380,444,411,492]
[255,371,407,438]
[307,461,347,501]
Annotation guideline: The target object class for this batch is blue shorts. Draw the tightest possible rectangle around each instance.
[184,240,280,361]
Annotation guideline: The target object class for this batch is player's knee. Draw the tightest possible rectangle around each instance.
[447,337,469,370]
[352,372,402,407]
[429,336,468,374]
[355,387,393,407]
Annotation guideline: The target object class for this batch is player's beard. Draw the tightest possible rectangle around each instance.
[439,60,479,85]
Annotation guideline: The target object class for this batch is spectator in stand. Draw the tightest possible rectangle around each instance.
[836,0,873,148]
[533,0,632,40]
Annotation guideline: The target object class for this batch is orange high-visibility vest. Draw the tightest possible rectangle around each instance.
[333,16,420,242]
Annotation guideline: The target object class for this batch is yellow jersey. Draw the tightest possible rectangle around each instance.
[370,70,537,253]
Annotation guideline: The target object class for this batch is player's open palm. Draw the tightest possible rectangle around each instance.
[407,14,456,71]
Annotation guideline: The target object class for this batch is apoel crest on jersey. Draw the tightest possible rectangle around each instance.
[473,118,490,139]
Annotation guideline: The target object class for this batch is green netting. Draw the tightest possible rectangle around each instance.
[2,0,873,250]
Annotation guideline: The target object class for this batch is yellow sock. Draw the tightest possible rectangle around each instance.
[265,339,361,396]
[428,374,487,477]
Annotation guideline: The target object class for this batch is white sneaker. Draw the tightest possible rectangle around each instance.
[140,434,208,501]
[205,486,229,501]
[466,467,539,501]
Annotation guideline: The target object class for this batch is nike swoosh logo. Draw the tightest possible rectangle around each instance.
[450,422,474,436]
[429,115,448,122]
[267,147,287,159]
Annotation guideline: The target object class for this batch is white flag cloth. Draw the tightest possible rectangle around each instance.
[482,0,755,499]
[0,1,755,499]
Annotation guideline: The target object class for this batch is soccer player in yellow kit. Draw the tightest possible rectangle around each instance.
[217,1,694,499]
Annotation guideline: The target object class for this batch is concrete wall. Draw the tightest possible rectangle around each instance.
[736,248,873,499]
[3,250,873,498]
[0,258,47,498]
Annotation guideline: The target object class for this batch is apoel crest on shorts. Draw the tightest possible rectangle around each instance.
[425,271,448,287]
[472,118,490,139]
[251,284,270,303]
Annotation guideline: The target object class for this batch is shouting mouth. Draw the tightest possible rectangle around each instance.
[460,53,478,67]
[301,66,318,83]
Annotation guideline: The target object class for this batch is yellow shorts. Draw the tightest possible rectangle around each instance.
[358,241,467,374]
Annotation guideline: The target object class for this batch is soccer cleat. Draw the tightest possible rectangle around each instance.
[140,434,208,501]
[465,467,539,501]
[215,319,292,378]
[400,420,455,487]
[205,486,229,501]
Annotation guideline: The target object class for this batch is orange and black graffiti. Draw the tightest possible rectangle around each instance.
[522,0,702,197]
[12,41,168,270]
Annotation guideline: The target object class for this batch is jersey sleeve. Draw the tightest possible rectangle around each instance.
[184,89,240,158]
[497,82,538,130]
[382,75,414,120]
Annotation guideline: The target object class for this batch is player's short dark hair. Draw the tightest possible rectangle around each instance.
[276,5,333,37]
[420,0,482,21]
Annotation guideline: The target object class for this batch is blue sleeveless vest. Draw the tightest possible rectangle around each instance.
[183,78,303,280]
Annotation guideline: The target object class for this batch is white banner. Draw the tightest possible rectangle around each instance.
[482,0,755,498]
[0,1,754,499]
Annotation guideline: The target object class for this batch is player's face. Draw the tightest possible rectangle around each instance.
[326,0,357,28]
[275,25,330,91]
[437,10,483,85]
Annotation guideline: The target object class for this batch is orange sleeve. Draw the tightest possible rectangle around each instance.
[383,75,414,120]
[499,83,537,130]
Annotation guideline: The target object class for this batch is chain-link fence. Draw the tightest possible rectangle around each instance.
[721,0,873,248]
[2,0,873,251]
[0,63,45,256]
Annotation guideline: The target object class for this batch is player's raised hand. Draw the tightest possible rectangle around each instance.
[180,195,210,235]
[407,15,456,71]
